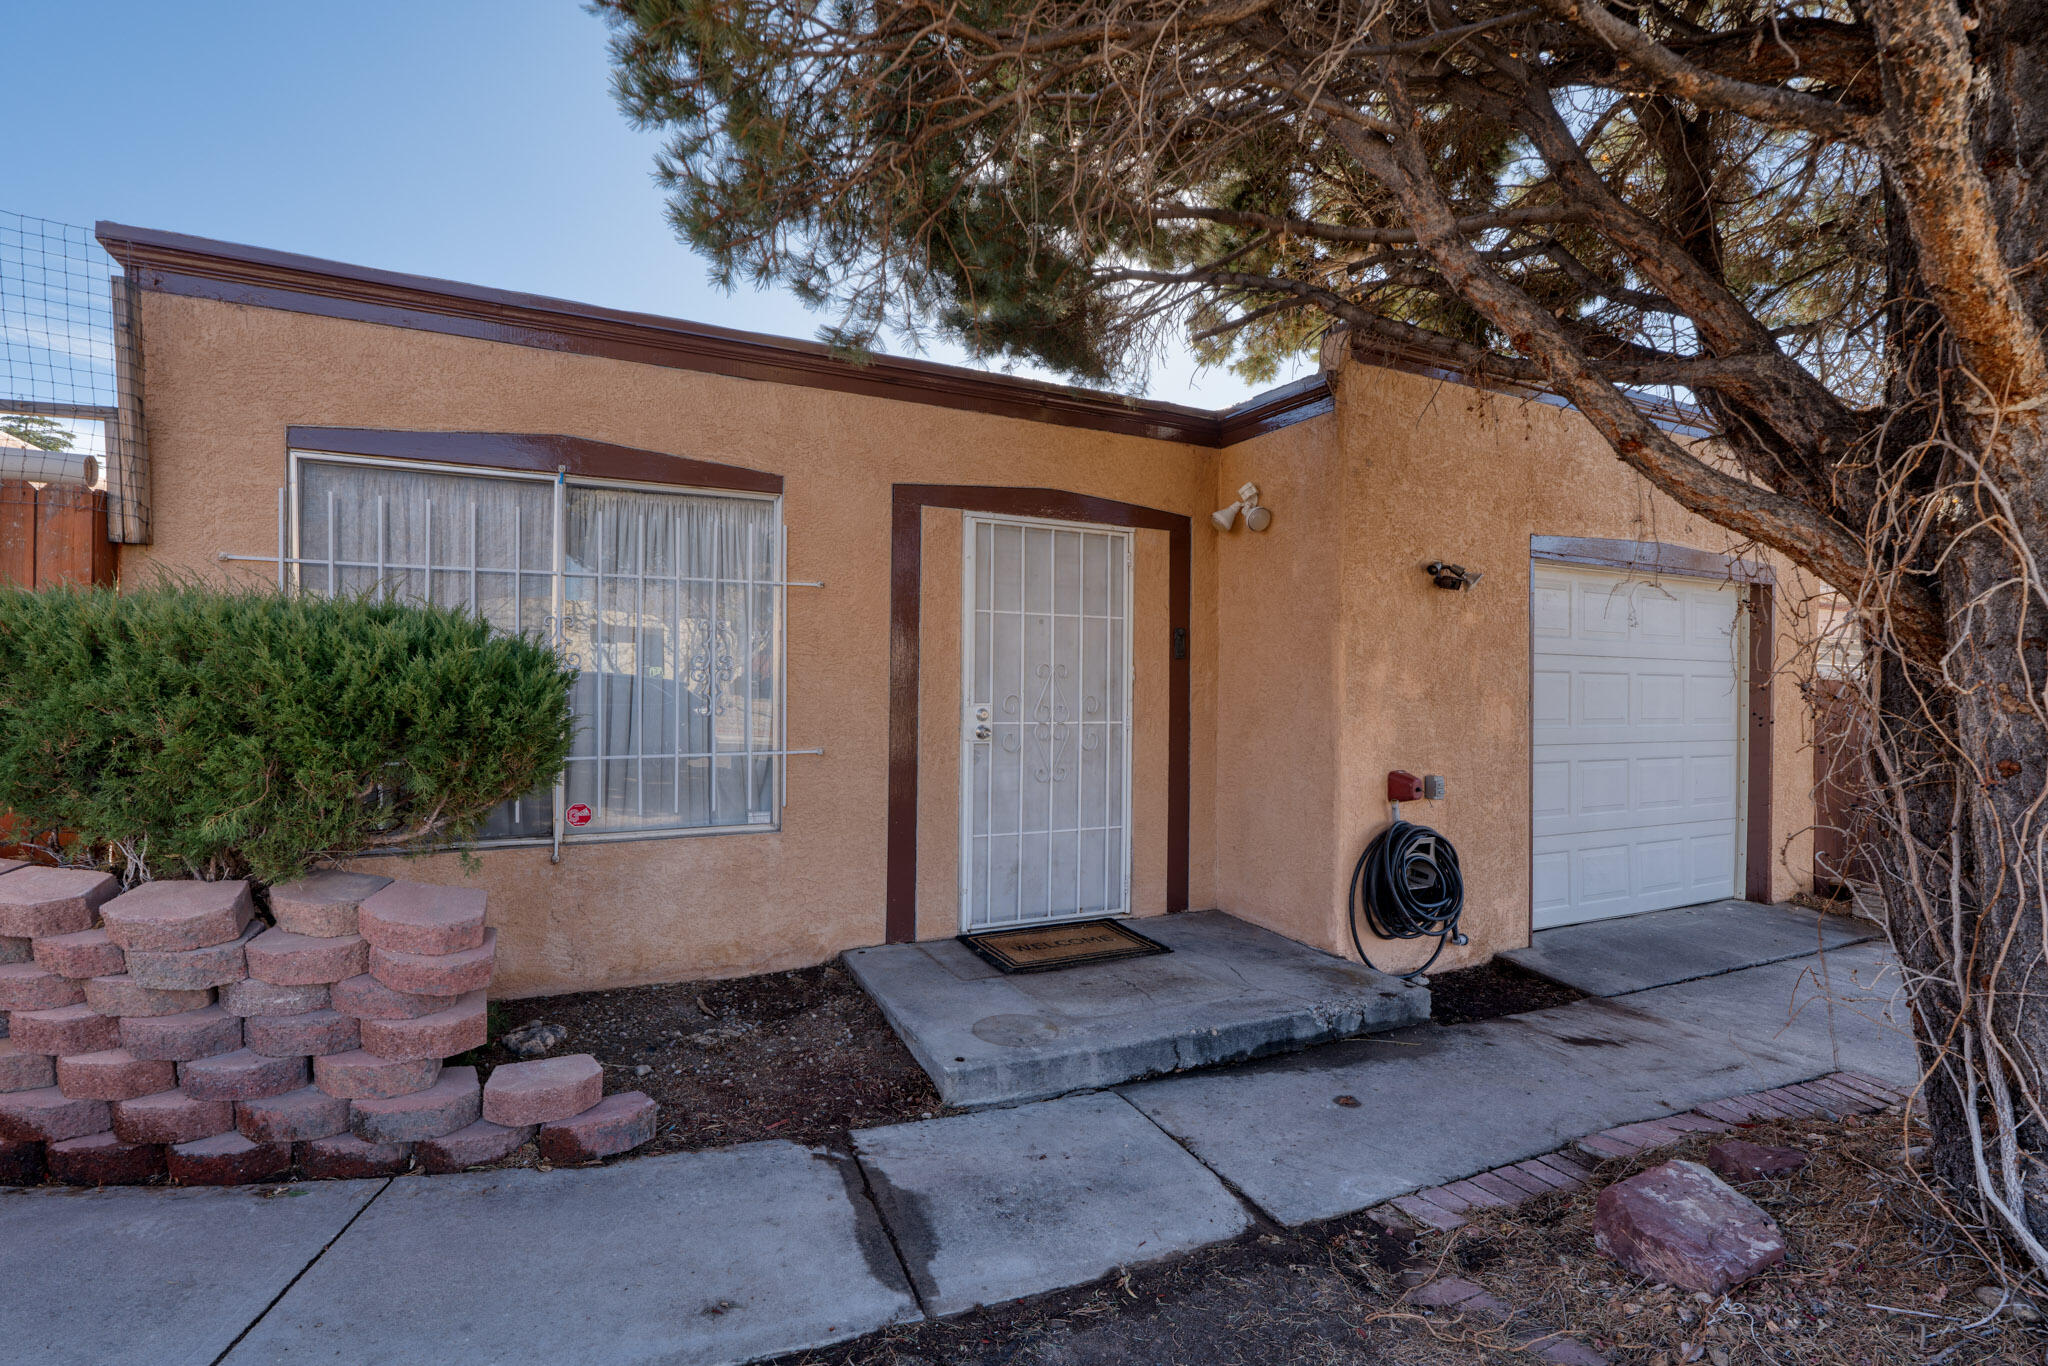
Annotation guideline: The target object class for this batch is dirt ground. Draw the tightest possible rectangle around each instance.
[772,1106,2047,1366]
[1425,958,1589,1025]
[479,951,1579,1160]
[481,963,948,1156]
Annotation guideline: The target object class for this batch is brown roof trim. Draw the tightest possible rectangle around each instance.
[286,427,782,494]
[1214,374,1336,445]
[99,222,1334,449]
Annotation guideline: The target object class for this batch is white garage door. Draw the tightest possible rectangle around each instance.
[1531,562,1744,929]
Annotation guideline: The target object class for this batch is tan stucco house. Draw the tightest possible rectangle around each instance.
[87,223,1829,998]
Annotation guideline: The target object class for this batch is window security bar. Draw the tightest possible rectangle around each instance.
[215,486,826,862]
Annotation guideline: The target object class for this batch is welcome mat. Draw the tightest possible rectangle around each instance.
[959,918,1171,974]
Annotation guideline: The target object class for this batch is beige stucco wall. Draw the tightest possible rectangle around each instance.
[128,290,1220,997]
[1211,359,1825,973]
[127,284,1828,996]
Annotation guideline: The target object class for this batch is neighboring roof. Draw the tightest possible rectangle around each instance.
[95,223,1333,449]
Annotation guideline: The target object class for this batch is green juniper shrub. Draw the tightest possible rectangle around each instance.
[0,582,575,883]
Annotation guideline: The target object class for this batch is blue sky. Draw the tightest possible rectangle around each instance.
[11,2,1294,409]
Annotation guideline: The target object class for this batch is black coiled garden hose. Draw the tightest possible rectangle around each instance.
[1348,819,1468,980]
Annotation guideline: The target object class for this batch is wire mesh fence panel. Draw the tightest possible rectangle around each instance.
[0,210,146,541]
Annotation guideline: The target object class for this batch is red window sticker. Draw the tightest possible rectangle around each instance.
[564,803,594,828]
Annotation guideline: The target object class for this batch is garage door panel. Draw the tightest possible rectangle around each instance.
[1531,562,1743,929]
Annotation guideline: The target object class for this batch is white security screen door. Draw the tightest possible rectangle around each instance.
[1530,562,1745,929]
[961,517,1133,930]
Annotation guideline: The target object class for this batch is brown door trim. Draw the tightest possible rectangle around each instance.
[1745,582,1776,903]
[1529,544,1777,917]
[287,426,782,494]
[888,485,1191,943]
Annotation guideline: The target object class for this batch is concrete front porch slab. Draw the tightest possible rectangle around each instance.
[853,1091,1250,1316]
[843,911,1430,1108]
[221,1143,919,1366]
[0,1178,386,1366]
[1499,899,1879,997]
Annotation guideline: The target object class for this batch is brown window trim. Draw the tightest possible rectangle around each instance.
[888,485,1191,943]
[286,427,782,495]
[1529,535,1775,906]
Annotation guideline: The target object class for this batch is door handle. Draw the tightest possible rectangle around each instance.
[973,724,992,740]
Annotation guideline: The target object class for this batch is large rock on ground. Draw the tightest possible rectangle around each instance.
[1593,1159,1786,1293]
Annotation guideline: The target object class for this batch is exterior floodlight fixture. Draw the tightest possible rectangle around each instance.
[1212,482,1272,533]
[1426,561,1483,590]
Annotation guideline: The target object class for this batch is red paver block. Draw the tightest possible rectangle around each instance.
[0,1134,46,1185]
[359,990,486,1062]
[218,979,330,1017]
[245,928,369,987]
[1389,1191,1468,1231]
[1469,1171,1536,1205]
[123,922,261,992]
[1784,1082,1855,1117]
[1411,1275,1491,1309]
[1692,1098,1761,1124]
[482,1052,602,1126]
[100,879,255,952]
[0,1039,55,1093]
[31,928,126,981]
[1486,1165,1555,1200]
[0,867,119,939]
[11,1003,121,1056]
[267,870,391,939]
[418,1118,534,1173]
[1509,1159,1575,1192]
[331,973,454,1021]
[0,936,28,965]
[1804,1077,1882,1112]
[56,1049,178,1102]
[121,1006,245,1062]
[0,962,87,1012]
[112,1088,235,1144]
[358,881,487,956]
[1575,1133,1641,1160]
[48,1131,165,1186]
[1603,1120,1692,1150]
[1837,1070,1909,1104]
[538,1091,656,1163]
[368,930,496,997]
[0,1086,111,1142]
[297,1133,411,1179]
[1534,1152,1597,1184]
[180,1049,308,1102]
[1437,1176,1511,1209]
[1657,1113,1735,1135]
[83,975,214,1018]
[349,1064,480,1143]
[244,1008,360,1059]
[237,1085,351,1143]
[314,1050,440,1100]
[167,1131,291,1186]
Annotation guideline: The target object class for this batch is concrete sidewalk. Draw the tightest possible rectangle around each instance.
[0,938,1915,1366]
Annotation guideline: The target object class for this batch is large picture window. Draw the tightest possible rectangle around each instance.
[293,454,783,843]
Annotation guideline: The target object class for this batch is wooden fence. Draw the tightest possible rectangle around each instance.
[0,479,116,588]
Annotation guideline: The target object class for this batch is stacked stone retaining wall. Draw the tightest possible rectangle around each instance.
[0,863,654,1186]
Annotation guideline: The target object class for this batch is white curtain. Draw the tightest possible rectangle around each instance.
[559,485,778,833]
[297,460,781,840]
[298,461,556,839]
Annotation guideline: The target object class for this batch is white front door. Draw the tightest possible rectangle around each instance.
[960,516,1133,930]
[1530,562,1745,929]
